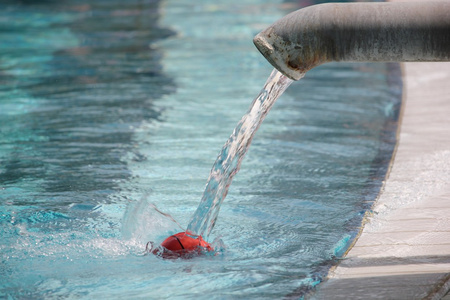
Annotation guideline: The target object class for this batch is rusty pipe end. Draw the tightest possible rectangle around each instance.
[253,28,321,81]
[253,31,306,81]
[253,6,331,80]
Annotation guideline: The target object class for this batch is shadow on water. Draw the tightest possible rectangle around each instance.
[0,0,174,204]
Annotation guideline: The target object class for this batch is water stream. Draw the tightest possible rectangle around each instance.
[188,69,298,238]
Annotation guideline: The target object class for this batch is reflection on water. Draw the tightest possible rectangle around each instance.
[1,0,175,295]
[0,0,173,199]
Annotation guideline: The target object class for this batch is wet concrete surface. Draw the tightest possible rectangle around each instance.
[313,60,450,299]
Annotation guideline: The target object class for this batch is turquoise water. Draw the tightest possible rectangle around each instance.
[1,0,401,298]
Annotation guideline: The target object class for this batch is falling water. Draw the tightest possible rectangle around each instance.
[187,69,301,237]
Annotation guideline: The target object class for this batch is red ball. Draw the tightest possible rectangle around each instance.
[153,232,213,259]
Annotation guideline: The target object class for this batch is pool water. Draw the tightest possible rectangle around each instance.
[0,0,401,298]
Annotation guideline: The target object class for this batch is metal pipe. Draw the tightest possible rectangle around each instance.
[254,2,450,80]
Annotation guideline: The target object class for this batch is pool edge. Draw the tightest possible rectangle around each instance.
[311,58,450,299]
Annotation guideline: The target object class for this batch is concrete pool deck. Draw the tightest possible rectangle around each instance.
[312,60,450,298]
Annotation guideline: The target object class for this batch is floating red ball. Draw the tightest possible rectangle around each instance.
[153,232,213,259]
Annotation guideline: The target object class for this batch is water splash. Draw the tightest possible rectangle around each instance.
[122,194,184,244]
[187,69,300,237]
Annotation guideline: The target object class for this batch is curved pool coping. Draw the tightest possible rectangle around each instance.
[312,57,450,298]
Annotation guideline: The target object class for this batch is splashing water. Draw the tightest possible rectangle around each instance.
[187,69,301,237]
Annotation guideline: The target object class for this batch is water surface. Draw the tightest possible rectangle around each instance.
[0,0,402,298]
